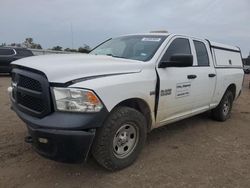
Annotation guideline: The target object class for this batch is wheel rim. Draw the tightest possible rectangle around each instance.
[113,123,139,159]
[222,98,230,116]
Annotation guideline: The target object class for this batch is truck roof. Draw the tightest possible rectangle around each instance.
[151,33,240,51]
[120,33,240,51]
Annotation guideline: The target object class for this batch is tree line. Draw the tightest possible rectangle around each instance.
[0,38,91,53]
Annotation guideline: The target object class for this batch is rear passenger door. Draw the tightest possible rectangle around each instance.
[190,39,216,112]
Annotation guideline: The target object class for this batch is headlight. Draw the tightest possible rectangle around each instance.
[52,87,103,112]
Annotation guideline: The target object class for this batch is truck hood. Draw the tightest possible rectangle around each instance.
[12,54,142,83]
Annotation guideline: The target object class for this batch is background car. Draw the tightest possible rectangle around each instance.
[0,47,33,74]
[243,65,250,74]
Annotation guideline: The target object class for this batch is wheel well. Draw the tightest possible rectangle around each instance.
[115,98,152,132]
[226,84,236,100]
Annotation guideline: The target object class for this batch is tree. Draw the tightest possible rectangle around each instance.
[64,48,71,52]
[33,44,42,49]
[22,38,42,49]
[23,38,33,48]
[10,43,21,47]
[51,46,63,51]
[78,47,89,53]
[64,48,78,52]
[78,44,91,53]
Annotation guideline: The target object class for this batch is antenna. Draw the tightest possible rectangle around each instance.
[70,22,74,49]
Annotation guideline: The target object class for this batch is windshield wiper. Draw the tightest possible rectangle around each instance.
[106,54,126,59]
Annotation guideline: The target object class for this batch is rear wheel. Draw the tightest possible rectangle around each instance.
[92,106,147,171]
[212,90,234,121]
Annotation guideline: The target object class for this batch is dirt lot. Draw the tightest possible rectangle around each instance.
[0,75,250,188]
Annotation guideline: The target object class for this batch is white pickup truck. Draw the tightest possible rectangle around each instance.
[8,32,244,170]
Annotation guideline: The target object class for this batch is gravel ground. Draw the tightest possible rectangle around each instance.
[0,74,250,188]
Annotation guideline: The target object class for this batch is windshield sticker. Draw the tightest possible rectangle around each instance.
[140,53,147,56]
[141,38,161,42]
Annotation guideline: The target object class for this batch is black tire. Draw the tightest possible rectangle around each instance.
[92,106,147,171]
[211,90,234,121]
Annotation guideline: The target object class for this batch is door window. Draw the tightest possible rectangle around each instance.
[161,38,191,62]
[194,40,209,66]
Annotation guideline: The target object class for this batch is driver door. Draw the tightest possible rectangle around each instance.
[156,36,197,126]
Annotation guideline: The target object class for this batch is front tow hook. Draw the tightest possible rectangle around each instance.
[25,136,33,144]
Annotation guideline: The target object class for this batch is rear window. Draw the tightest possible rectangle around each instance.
[0,48,15,56]
[15,49,33,56]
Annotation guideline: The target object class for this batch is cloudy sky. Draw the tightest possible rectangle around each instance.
[1,0,250,57]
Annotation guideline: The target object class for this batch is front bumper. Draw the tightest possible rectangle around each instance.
[11,104,108,162]
[27,126,95,162]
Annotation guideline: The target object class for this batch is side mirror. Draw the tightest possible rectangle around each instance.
[159,54,193,68]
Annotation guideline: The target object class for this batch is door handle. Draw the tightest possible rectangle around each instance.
[187,75,197,79]
[208,73,216,78]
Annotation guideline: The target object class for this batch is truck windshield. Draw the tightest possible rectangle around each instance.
[90,35,167,61]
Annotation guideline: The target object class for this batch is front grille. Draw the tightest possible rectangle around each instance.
[17,92,45,112]
[11,68,51,118]
[18,75,42,92]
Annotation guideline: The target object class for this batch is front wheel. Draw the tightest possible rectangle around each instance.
[212,90,234,121]
[92,107,147,171]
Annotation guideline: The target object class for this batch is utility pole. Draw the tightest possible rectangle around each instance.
[70,22,74,49]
